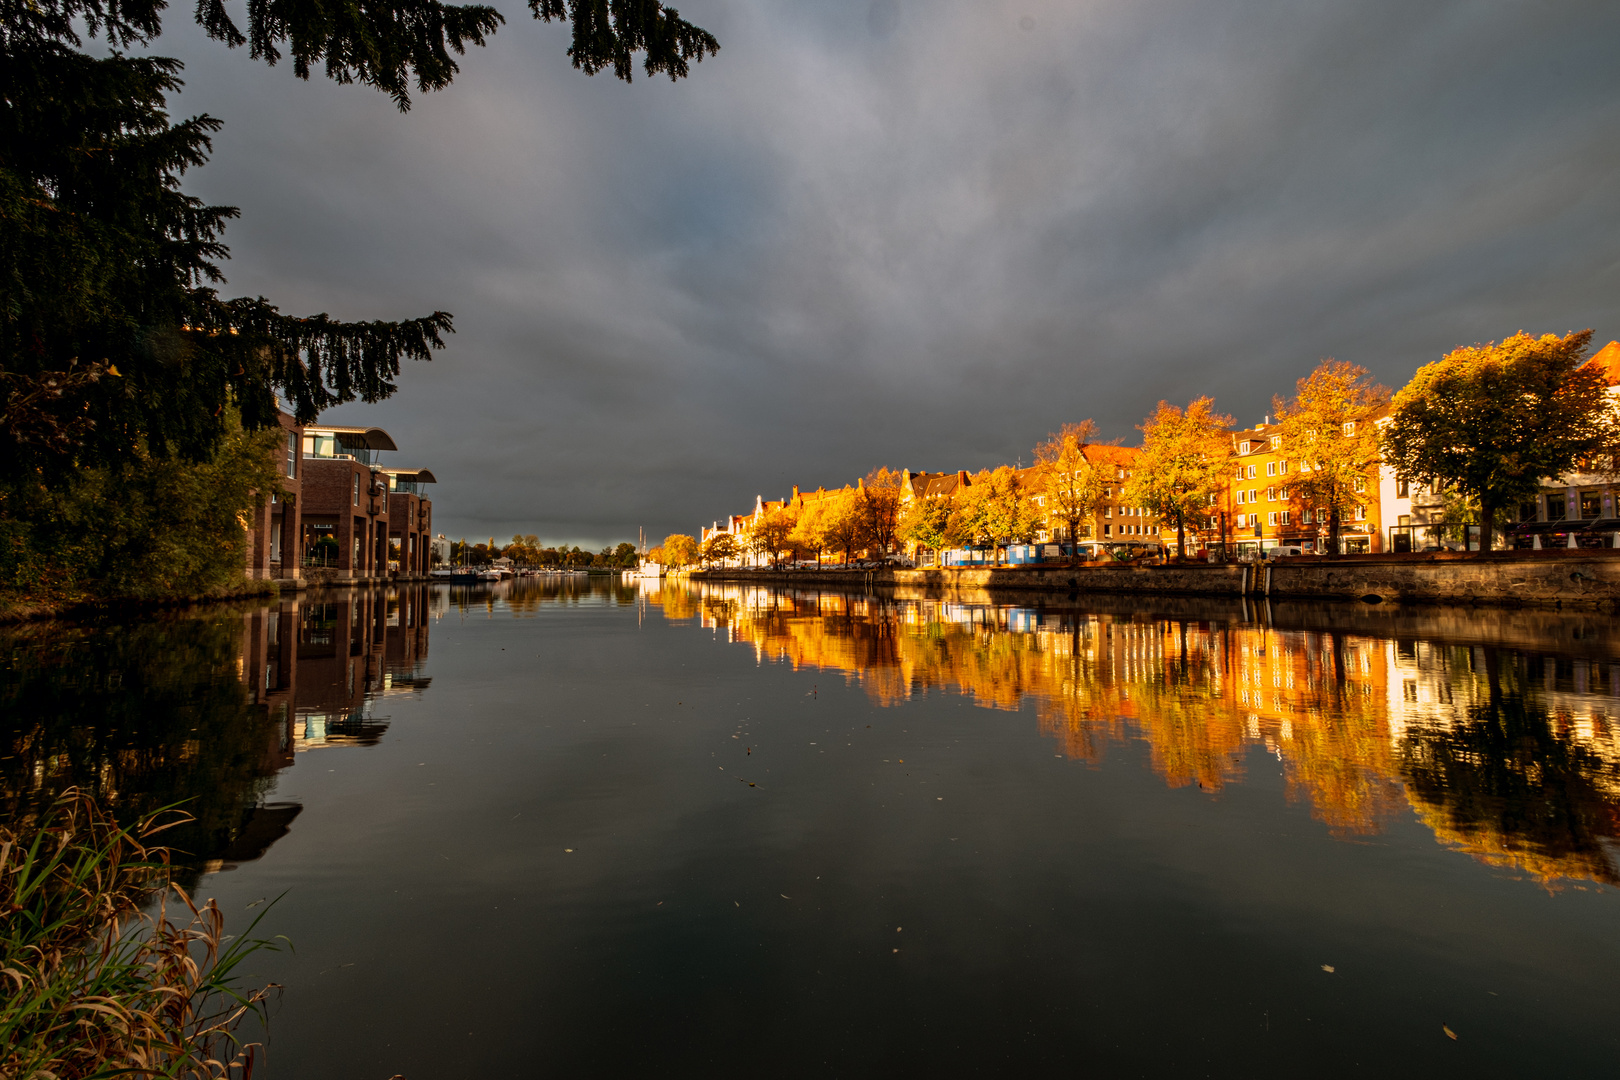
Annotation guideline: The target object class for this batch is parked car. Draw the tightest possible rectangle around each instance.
[1263,545,1308,560]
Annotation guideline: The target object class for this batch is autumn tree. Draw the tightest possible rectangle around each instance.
[898,492,954,557]
[949,467,1037,563]
[662,533,699,569]
[823,493,869,565]
[1124,398,1233,560]
[790,500,834,564]
[700,532,738,567]
[1033,421,1109,555]
[1271,360,1392,554]
[744,508,796,569]
[858,469,903,559]
[1381,331,1616,552]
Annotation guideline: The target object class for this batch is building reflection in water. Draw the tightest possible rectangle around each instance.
[653,580,1620,889]
[0,585,440,878]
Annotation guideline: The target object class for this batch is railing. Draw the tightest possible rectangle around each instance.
[303,551,341,568]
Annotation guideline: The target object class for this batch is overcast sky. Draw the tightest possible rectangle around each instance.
[158,0,1620,548]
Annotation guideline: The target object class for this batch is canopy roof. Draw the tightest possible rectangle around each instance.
[306,424,398,452]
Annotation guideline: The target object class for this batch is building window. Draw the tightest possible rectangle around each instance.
[1281,511,1291,525]
[1395,477,1409,497]
[1234,465,1244,479]
[1580,492,1602,519]
[1268,513,1279,527]
[1303,509,1313,524]
[1266,462,1277,477]
[1267,487,1277,502]
[1270,436,1281,450]
[1104,505,1112,518]
[1239,441,1251,454]
[1354,476,1366,493]
[1103,524,1112,536]
[1355,505,1366,521]
[286,431,297,478]
[1248,514,1259,527]
[1547,498,1567,522]
[1246,464,1257,479]
[1343,421,1356,435]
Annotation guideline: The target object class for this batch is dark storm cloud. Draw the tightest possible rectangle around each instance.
[156,0,1620,546]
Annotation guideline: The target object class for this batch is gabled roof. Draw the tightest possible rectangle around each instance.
[1583,340,1620,386]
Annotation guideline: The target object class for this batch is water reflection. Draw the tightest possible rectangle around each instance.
[0,585,440,876]
[3,575,1619,893]
[646,580,1620,887]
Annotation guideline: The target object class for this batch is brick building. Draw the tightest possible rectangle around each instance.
[1190,420,1381,558]
[383,467,437,574]
[243,419,440,582]
[244,412,304,580]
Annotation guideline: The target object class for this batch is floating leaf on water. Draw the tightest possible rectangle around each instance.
[1321,965,1335,973]
[1442,1025,1457,1040]
[781,894,791,899]
[564,848,573,853]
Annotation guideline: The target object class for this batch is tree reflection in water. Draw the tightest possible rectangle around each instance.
[3,576,1618,891]
[654,580,1620,887]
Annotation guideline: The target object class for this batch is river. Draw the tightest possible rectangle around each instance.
[3,578,1618,1076]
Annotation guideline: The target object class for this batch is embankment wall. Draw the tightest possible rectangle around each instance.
[689,551,1620,610]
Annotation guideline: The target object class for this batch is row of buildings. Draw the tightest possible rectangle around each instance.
[699,340,1620,563]
[244,413,448,582]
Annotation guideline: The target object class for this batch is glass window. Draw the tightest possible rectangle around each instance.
[1266,462,1277,477]
[1268,513,1278,526]
[1396,477,1409,497]
[1270,436,1281,450]
[1354,476,1366,493]
[1580,492,1602,519]
[1547,498,1567,521]
[1246,465,1257,479]
[1280,511,1291,525]
[352,474,360,505]
[1267,487,1277,502]
[1239,442,1251,454]
[286,431,297,478]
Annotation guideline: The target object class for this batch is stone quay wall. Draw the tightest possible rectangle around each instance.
[688,551,1620,609]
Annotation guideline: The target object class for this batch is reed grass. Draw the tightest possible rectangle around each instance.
[0,789,282,1079]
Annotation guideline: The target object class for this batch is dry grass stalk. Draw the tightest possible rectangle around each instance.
[0,788,281,1079]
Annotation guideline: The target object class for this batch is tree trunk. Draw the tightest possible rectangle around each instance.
[1479,498,1495,553]
[1329,505,1341,555]
[1176,510,1186,562]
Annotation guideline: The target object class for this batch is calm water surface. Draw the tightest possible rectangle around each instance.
[4,579,1620,1077]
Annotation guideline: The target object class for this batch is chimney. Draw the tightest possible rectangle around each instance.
[959,469,970,485]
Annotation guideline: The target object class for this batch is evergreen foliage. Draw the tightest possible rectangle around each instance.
[1,0,716,599]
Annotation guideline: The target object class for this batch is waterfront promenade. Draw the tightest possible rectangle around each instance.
[690,549,1620,609]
